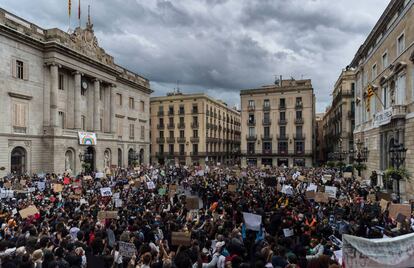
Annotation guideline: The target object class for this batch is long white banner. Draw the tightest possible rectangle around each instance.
[343,233,414,268]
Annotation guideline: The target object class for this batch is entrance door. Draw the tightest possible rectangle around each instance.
[139,149,144,165]
[128,149,135,167]
[11,147,26,175]
[84,146,95,173]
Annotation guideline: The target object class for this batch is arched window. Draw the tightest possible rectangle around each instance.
[11,147,26,175]
[65,149,74,172]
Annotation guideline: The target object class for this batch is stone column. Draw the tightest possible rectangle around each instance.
[110,84,117,133]
[74,71,82,129]
[93,79,100,131]
[50,64,59,127]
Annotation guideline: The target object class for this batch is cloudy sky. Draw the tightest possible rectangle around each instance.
[1,0,390,112]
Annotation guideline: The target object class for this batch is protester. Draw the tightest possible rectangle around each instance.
[0,164,412,268]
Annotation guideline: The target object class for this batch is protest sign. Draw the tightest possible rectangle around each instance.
[53,184,63,193]
[118,241,136,257]
[380,199,389,212]
[324,186,337,198]
[97,211,118,220]
[306,183,318,192]
[306,191,316,200]
[334,250,343,266]
[115,199,123,208]
[171,232,191,246]
[315,192,329,203]
[281,185,294,196]
[343,172,352,178]
[37,181,46,191]
[343,233,414,268]
[146,181,155,190]
[0,189,14,199]
[95,172,104,179]
[388,204,411,219]
[228,184,237,192]
[113,192,120,199]
[283,228,294,237]
[27,187,36,193]
[242,212,262,231]
[100,187,112,197]
[19,206,39,219]
[186,196,199,210]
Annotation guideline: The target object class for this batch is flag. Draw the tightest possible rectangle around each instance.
[78,0,81,20]
[68,0,72,17]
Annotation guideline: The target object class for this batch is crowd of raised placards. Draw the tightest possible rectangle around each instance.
[0,165,413,268]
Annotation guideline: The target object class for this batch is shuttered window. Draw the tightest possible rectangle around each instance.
[12,102,26,128]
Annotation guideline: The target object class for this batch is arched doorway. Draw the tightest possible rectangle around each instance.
[83,146,95,173]
[139,148,144,165]
[65,149,74,172]
[128,148,135,167]
[11,147,26,175]
[118,148,123,167]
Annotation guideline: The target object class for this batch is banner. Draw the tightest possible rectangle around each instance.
[373,107,392,127]
[243,212,262,231]
[78,132,97,145]
[343,233,414,268]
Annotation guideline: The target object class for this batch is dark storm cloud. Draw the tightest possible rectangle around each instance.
[0,0,389,112]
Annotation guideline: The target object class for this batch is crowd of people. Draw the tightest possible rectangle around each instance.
[0,164,413,268]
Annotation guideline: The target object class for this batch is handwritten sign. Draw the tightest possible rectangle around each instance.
[97,211,118,220]
[315,192,329,203]
[53,184,63,193]
[324,186,337,198]
[388,204,411,219]
[100,187,112,197]
[119,241,136,257]
[171,232,191,246]
[19,206,39,219]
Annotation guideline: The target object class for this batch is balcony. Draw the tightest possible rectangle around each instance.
[294,134,305,140]
[178,110,185,115]
[157,124,165,129]
[263,105,271,111]
[166,137,175,143]
[392,104,407,119]
[247,106,255,112]
[246,134,257,141]
[157,111,164,116]
[278,119,287,125]
[262,149,273,155]
[263,119,271,125]
[277,134,288,140]
[190,152,199,156]
[190,137,200,143]
[247,119,256,126]
[156,137,165,143]
[261,134,273,140]
[278,150,288,155]
[178,122,185,129]
[191,122,199,128]
[167,123,175,129]
[279,104,286,110]
[168,110,174,116]
[295,118,304,124]
[177,137,186,143]
[295,102,303,109]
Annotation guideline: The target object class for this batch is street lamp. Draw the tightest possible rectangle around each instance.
[389,140,407,202]
[354,139,369,177]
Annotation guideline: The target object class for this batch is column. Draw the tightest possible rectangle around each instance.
[110,84,117,133]
[93,79,100,131]
[74,71,82,129]
[50,64,59,127]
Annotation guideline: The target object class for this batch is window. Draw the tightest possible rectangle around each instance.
[16,60,24,79]
[159,130,164,138]
[58,111,65,128]
[193,129,198,137]
[248,100,255,108]
[295,141,304,154]
[140,101,145,112]
[264,126,270,137]
[159,118,164,126]
[248,127,255,137]
[247,142,255,154]
[168,105,174,115]
[192,104,198,113]
[193,116,198,125]
[280,111,286,121]
[169,144,174,155]
[192,144,198,154]
[116,93,122,106]
[12,102,27,131]
[140,126,145,139]
[296,110,302,119]
[396,74,406,105]
[264,99,270,108]
[372,64,377,80]
[179,117,184,124]
[159,144,164,154]
[397,33,405,55]
[129,124,135,139]
[263,142,272,153]
[58,73,65,90]
[296,126,303,137]
[279,98,286,108]
[263,112,270,123]
[179,105,185,115]
[179,144,185,155]
[382,52,388,69]
[296,97,302,106]
[81,116,86,131]
[248,114,255,124]
[169,117,174,125]
[169,131,174,138]
[159,105,164,112]
[129,97,134,109]
[180,130,185,138]
[279,126,286,137]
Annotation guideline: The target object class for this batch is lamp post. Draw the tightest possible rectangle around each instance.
[389,140,407,202]
[354,139,368,177]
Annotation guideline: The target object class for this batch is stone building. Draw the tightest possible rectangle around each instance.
[322,68,356,164]
[240,79,315,167]
[150,91,241,166]
[0,9,151,176]
[315,112,325,165]
[351,0,414,200]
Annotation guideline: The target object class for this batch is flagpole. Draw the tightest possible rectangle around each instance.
[78,0,81,28]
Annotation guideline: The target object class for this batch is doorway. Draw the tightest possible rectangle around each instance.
[11,147,26,175]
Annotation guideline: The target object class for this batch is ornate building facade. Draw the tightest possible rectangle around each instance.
[0,9,151,176]
[351,0,414,200]
[240,79,315,167]
[150,92,241,166]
